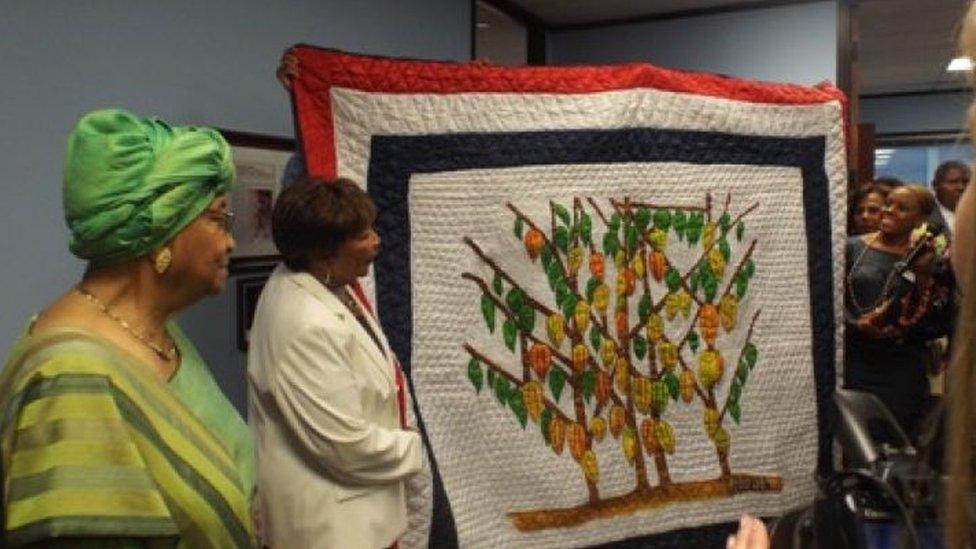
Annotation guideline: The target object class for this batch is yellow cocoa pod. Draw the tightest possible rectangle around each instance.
[698,350,724,389]
[703,407,720,438]
[609,405,626,438]
[574,300,590,332]
[600,339,617,366]
[590,417,607,442]
[614,249,627,270]
[655,419,676,454]
[678,290,692,318]
[572,343,589,374]
[593,283,610,313]
[640,418,660,455]
[665,292,680,321]
[622,427,637,465]
[569,422,588,462]
[658,341,678,371]
[631,252,646,279]
[719,294,738,332]
[614,356,631,393]
[646,313,664,344]
[522,382,544,422]
[651,381,669,414]
[713,426,731,455]
[708,247,726,279]
[679,369,696,403]
[648,228,667,252]
[703,222,717,250]
[549,417,566,455]
[567,245,584,276]
[581,450,599,483]
[632,376,653,413]
[546,314,566,348]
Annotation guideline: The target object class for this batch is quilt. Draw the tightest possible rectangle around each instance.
[289,45,847,548]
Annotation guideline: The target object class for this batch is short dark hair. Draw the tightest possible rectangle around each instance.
[271,177,376,271]
[932,160,971,186]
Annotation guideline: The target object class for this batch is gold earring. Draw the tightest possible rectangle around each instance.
[154,247,172,275]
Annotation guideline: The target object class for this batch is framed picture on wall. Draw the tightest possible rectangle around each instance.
[221,130,295,273]
[236,271,272,352]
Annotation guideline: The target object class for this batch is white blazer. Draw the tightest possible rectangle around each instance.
[248,265,423,548]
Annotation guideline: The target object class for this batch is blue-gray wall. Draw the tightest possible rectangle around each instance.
[860,91,971,135]
[0,0,470,411]
[547,1,838,85]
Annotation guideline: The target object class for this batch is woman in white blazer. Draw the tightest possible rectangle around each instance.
[248,178,423,548]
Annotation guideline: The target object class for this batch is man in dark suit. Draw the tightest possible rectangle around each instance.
[927,160,971,238]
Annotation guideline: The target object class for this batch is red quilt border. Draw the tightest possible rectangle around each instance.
[290,44,847,179]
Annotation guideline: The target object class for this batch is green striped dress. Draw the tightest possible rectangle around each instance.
[0,324,255,547]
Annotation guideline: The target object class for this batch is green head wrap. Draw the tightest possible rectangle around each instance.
[63,108,235,264]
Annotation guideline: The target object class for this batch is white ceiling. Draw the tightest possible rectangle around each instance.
[494,0,973,95]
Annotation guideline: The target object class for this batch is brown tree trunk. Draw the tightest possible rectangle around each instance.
[572,368,600,503]
[716,449,731,478]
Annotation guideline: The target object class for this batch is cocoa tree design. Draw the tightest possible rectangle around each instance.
[462,193,780,531]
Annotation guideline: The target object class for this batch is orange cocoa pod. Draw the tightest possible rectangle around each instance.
[615,310,629,337]
[549,417,566,455]
[640,418,660,455]
[649,251,667,282]
[528,343,552,379]
[524,228,545,260]
[589,417,607,442]
[595,370,612,406]
[614,356,631,394]
[568,422,588,461]
[589,252,606,279]
[609,405,626,438]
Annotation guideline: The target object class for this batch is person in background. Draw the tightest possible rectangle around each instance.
[928,160,971,237]
[0,108,255,547]
[248,178,422,548]
[849,183,890,235]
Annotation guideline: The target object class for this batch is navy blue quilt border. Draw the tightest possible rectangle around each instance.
[365,127,834,547]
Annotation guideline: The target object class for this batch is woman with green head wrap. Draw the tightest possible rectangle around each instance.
[0,109,255,547]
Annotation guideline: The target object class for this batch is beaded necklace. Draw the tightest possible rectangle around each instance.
[75,286,178,362]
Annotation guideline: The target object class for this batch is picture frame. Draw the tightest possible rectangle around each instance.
[221,130,295,273]
[236,271,273,352]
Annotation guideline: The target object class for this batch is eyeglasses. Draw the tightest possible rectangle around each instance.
[206,209,235,233]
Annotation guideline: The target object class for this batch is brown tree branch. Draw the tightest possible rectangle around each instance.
[718,309,762,422]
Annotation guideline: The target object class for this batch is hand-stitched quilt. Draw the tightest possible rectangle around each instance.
[290,46,847,548]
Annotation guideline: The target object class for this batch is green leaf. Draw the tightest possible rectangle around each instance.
[503,319,518,352]
[686,224,702,246]
[561,293,578,322]
[553,203,571,227]
[582,370,596,403]
[555,280,571,308]
[729,401,741,424]
[736,221,745,242]
[744,342,759,368]
[735,273,748,299]
[632,335,647,361]
[580,213,593,244]
[730,379,742,402]
[549,368,568,402]
[703,276,718,302]
[689,331,701,353]
[689,270,700,294]
[744,258,756,279]
[547,261,562,291]
[540,408,553,444]
[554,226,570,253]
[589,325,602,351]
[653,209,672,232]
[719,212,732,235]
[609,213,622,233]
[492,273,504,295]
[665,267,681,293]
[635,207,652,231]
[718,238,731,263]
[673,210,687,240]
[487,367,496,388]
[506,287,524,313]
[509,389,528,428]
[494,376,510,405]
[514,217,524,239]
[518,304,535,332]
[585,277,600,302]
[467,358,483,393]
[638,294,652,322]
[481,294,496,333]
[664,371,680,401]
[626,224,639,252]
[541,244,554,270]
[737,359,749,383]
[602,232,619,256]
